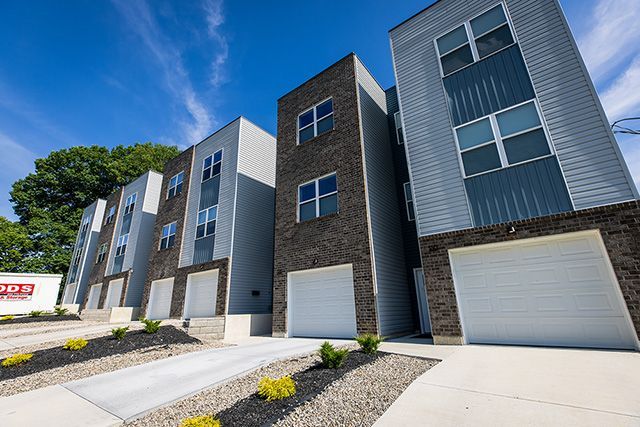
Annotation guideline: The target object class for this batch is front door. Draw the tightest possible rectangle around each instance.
[414,269,432,334]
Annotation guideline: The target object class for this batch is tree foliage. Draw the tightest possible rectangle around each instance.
[0,217,32,272]
[7,142,179,275]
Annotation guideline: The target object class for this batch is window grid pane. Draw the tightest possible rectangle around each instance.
[456,118,494,150]
[437,25,469,55]
[470,5,507,37]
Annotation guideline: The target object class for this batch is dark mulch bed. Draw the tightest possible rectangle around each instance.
[216,350,379,426]
[0,325,199,381]
[0,314,81,325]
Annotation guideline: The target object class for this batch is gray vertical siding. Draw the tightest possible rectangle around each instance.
[443,45,535,126]
[465,156,573,226]
[507,0,638,207]
[180,120,240,267]
[227,118,277,314]
[356,58,413,336]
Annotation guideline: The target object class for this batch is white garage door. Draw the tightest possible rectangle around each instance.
[105,279,123,309]
[289,264,357,339]
[147,278,174,320]
[450,230,637,350]
[184,269,218,319]
[86,284,101,309]
[63,283,77,304]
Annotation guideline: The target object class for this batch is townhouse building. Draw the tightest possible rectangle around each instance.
[79,171,163,321]
[61,199,106,308]
[390,0,640,349]
[272,54,418,339]
[139,117,276,338]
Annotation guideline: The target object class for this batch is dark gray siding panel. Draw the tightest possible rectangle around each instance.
[113,255,124,274]
[465,156,572,226]
[228,174,274,314]
[121,213,132,235]
[444,45,535,126]
[193,235,215,265]
[199,175,221,210]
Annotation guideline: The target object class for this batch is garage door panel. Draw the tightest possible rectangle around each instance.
[147,278,173,320]
[451,231,637,350]
[184,270,218,319]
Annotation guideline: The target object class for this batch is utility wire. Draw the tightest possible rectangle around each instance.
[611,117,640,135]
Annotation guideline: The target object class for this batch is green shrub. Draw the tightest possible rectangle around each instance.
[63,338,88,351]
[141,318,161,334]
[179,415,221,427]
[2,353,33,367]
[54,307,69,316]
[318,341,349,369]
[355,333,384,355]
[111,326,129,340]
[29,310,45,317]
[257,375,296,402]
[0,315,15,321]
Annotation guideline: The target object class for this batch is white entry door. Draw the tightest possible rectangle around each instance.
[147,278,174,320]
[105,279,123,309]
[86,284,101,309]
[184,269,218,319]
[289,264,357,338]
[450,230,637,350]
[414,269,432,334]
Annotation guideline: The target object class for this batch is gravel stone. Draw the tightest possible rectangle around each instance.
[0,317,84,332]
[127,349,437,427]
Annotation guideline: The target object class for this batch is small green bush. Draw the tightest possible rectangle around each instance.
[318,341,349,369]
[63,338,88,351]
[2,353,33,367]
[54,307,69,316]
[111,326,129,340]
[141,318,161,334]
[355,333,384,355]
[257,375,296,402]
[0,315,15,321]
[29,310,45,317]
[179,415,221,427]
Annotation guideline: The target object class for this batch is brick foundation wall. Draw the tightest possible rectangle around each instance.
[140,147,195,315]
[272,54,378,336]
[170,258,230,318]
[418,201,640,344]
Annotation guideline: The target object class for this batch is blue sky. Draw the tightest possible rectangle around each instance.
[0,0,638,220]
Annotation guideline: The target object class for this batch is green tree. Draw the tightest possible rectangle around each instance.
[0,217,33,272]
[9,142,179,275]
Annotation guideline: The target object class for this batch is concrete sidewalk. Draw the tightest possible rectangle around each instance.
[376,340,640,426]
[0,337,347,426]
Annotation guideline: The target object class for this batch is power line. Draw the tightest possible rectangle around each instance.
[611,117,640,135]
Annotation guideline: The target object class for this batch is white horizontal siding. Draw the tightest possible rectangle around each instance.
[237,118,277,187]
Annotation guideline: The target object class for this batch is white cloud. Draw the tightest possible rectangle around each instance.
[599,57,640,120]
[204,0,229,88]
[112,0,218,144]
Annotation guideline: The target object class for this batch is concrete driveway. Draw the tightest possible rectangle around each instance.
[376,340,640,426]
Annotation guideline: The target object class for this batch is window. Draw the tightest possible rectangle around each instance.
[298,98,334,144]
[435,4,515,76]
[394,112,405,144]
[167,172,184,199]
[196,206,217,239]
[72,247,83,266]
[298,173,338,222]
[160,222,177,249]
[105,206,116,224]
[403,182,416,221]
[202,150,222,182]
[115,234,128,257]
[454,100,551,177]
[80,216,91,233]
[124,193,137,215]
[96,244,107,264]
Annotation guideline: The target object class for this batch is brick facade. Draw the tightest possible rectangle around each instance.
[140,147,195,315]
[82,188,123,310]
[170,258,230,318]
[419,201,640,344]
[272,54,378,336]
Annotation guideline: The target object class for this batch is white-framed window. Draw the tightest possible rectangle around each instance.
[80,215,91,233]
[160,222,177,250]
[202,150,222,182]
[105,206,116,224]
[435,3,515,76]
[196,206,217,239]
[124,193,137,215]
[96,243,108,264]
[454,100,552,178]
[167,172,184,199]
[72,247,83,266]
[403,182,416,221]
[298,98,334,144]
[298,173,338,222]
[115,234,129,257]
[394,112,405,144]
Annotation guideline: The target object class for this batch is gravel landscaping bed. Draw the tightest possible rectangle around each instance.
[0,320,105,339]
[0,325,227,396]
[0,315,82,329]
[128,348,437,427]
